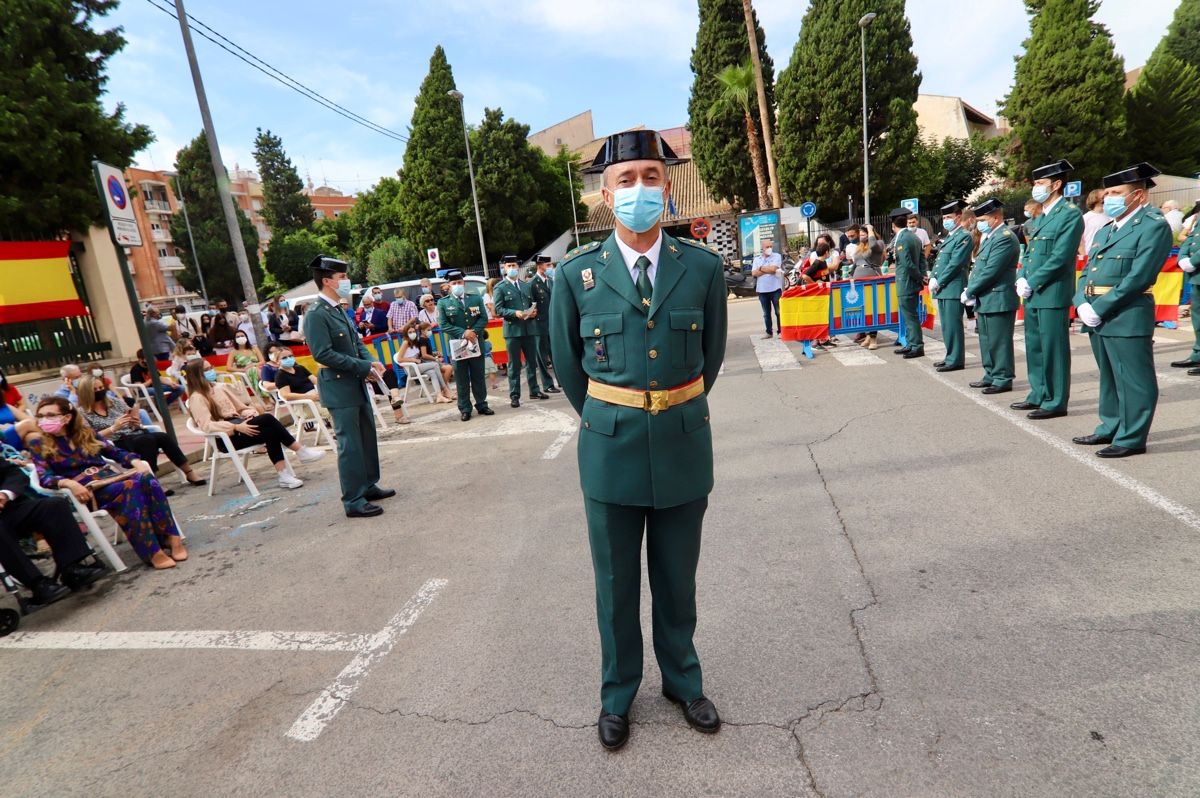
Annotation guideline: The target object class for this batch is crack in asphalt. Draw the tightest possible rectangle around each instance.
[348,702,595,730]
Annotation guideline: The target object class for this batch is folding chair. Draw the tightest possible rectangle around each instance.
[186,417,292,497]
[271,390,334,448]
[394,356,438,405]
[21,463,128,573]
[120,375,164,425]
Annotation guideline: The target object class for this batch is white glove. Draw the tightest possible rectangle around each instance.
[1180,256,1195,273]
[1077,302,1102,328]
[928,277,940,294]
[960,290,976,307]
[1016,277,1033,299]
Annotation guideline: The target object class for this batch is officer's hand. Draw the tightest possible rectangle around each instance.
[463,330,478,343]
[1015,277,1033,299]
[1180,257,1195,273]
[526,308,538,319]
[1077,302,1102,328]
[370,361,386,376]
[959,291,976,307]
[0,493,8,511]
[928,277,939,294]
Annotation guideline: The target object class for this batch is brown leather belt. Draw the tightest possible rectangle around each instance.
[587,376,703,415]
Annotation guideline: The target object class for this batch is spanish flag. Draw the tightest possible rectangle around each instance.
[0,242,87,324]
[780,283,831,341]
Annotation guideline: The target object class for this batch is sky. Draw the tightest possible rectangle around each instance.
[101,0,1181,196]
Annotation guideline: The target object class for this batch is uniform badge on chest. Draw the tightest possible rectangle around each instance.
[581,268,595,290]
[593,338,608,363]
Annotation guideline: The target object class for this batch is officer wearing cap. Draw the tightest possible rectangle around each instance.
[1170,218,1200,372]
[493,255,548,407]
[929,200,972,372]
[549,129,728,751]
[1072,162,1173,457]
[436,269,494,421]
[963,198,1019,394]
[529,255,560,393]
[1011,160,1084,420]
[889,207,925,358]
[302,256,395,518]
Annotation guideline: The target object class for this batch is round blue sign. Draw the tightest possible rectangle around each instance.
[800,202,817,219]
[106,175,127,210]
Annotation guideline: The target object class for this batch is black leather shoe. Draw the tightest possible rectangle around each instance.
[893,347,911,355]
[511,398,520,408]
[1010,401,1039,411]
[365,488,396,501]
[1028,409,1067,420]
[1170,358,1200,368]
[60,562,105,590]
[981,385,1011,394]
[478,407,495,416]
[933,360,946,368]
[903,349,925,359]
[1072,433,1113,446]
[969,380,993,389]
[935,364,964,372]
[598,713,629,751]
[460,412,472,421]
[1189,367,1200,376]
[663,691,721,733]
[1097,445,1146,458]
[545,386,561,393]
[346,503,383,518]
[531,392,550,400]
[29,579,70,608]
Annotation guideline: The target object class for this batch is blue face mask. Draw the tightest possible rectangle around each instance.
[545,267,555,279]
[1031,184,1051,203]
[611,183,665,233]
[942,219,955,232]
[280,356,296,368]
[451,284,466,297]
[506,268,519,279]
[1103,195,1128,218]
[279,301,289,310]
[335,279,352,298]
[203,369,218,383]
[976,220,991,234]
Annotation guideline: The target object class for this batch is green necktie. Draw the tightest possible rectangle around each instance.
[635,256,653,308]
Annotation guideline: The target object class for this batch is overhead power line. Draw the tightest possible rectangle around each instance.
[144,0,409,144]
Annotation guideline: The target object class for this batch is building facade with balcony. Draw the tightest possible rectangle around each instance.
[228,166,271,259]
[124,167,204,310]
[304,182,356,221]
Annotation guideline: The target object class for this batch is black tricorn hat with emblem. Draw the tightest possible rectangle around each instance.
[444,268,465,281]
[535,255,552,264]
[500,254,520,264]
[1102,161,1161,189]
[972,198,1004,215]
[940,199,967,215]
[583,129,687,174]
[888,207,911,222]
[1031,159,1074,180]
[309,254,349,279]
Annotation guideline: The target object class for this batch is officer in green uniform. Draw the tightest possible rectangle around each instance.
[929,199,972,372]
[963,198,1019,393]
[436,269,494,422]
[302,256,396,518]
[493,255,547,407]
[1170,219,1200,372]
[529,255,560,393]
[549,130,728,751]
[890,207,926,357]
[1072,162,1173,457]
[1011,160,1084,419]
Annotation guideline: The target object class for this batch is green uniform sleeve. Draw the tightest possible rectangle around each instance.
[1030,209,1084,293]
[305,308,372,378]
[701,256,728,393]
[1091,220,1173,318]
[493,284,520,321]
[966,233,1016,295]
[549,271,587,415]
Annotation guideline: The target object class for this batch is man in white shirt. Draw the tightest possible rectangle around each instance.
[906,215,932,259]
[752,239,783,338]
[1162,200,1184,235]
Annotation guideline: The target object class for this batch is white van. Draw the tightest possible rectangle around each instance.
[286,275,489,314]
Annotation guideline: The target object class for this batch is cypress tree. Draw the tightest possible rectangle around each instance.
[1147,0,1200,74]
[775,0,921,215]
[470,108,543,258]
[396,46,474,268]
[252,128,314,238]
[998,0,1126,189]
[687,0,775,209]
[1125,54,1200,177]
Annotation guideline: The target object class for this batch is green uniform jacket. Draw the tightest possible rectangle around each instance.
[436,292,489,338]
[966,223,1020,314]
[1020,199,1084,309]
[893,228,924,297]
[930,225,972,299]
[529,274,553,335]
[1177,224,1200,287]
[303,296,372,408]
[549,232,728,510]
[1074,206,1173,337]
[493,278,537,338]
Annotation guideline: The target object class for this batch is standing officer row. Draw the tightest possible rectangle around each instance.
[528,255,561,395]
[962,198,1019,394]
[929,200,973,372]
[493,255,549,408]
[1170,217,1200,374]
[890,207,926,358]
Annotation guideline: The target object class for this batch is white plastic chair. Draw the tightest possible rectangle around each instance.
[271,390,334,448]
[120,374,164,426]
[22,464,128,573]
[394,355,437,405]
[186,417,277,498]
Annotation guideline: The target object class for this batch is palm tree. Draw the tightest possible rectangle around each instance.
[709,62,770,210]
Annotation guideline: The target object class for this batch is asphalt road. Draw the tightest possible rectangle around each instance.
[2,298,1199,797]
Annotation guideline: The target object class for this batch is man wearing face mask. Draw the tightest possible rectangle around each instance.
[752,239,783,338]
[1173,217,1200,373]
[1012,160,1083,420]
[1072,163,1173,457]
[928,200,972,372]
[890,207,926,358]
[303,255,396,518]
[493,255,548,407]
[529,255,561,393]
[437,270,494,421]
[549,130,728,751]
[962,198,1020,394]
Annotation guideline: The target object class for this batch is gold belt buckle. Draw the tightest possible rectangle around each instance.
[644,389,670,414]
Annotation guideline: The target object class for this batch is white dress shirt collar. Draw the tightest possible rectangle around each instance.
[1113,204,1146,231]
[1042,195,1063,216]
[613,230,663,286]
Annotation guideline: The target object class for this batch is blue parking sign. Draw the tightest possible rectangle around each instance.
[900,197,919,214]
[1064,181,1081,198]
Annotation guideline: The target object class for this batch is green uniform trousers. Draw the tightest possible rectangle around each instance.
[504,336,541,399]
[453,355,489,416]
[534,332,556,390]
[977,311,1016,388]
[585,496,707,716]
[1088,333,1157,449]
[899,294,923,350]
[329,403,380,513]
[1023,306,1071,412]
[1190,290,1200,360]
[936,298,965,367]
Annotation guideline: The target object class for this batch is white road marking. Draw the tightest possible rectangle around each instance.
[923,340,977,362]
[1012,332,1026,354]
[0,630,370,652]
[922,366,1200,533]
[1157,371,1195,386]
[378,407,578,460]
[751,336,801,371]
[829,346,885,366]
[286,578,448,743]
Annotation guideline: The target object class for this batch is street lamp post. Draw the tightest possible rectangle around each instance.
[448,90,489,277]
[566,158,581,248]
[859,12,877,226]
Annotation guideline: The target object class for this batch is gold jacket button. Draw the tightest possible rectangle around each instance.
[649,380,658,388]
[593,328,602,336]
[648,349,657,359]
[584,421,590,429]
[691,323,698,331]
[647,320,655,329]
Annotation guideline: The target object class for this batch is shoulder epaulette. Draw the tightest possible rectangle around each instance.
[561,241,600,264]
[678,237,721,257]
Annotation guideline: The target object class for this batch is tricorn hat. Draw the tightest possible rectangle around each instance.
[1102,162,1161,189]
[309,254,348,278]
[888,207,911,222]
[444,269,465,281]
[583,129,687,174]
[940,199,967,215]
[535,255,552,264]
[1031,159,1074,180]
[972,198,1004,215]
[500,254,520,264]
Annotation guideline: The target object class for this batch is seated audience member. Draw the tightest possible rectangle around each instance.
[77,375,206,487]
[0,457,105,606]
[394,328,455,404]
[0,382,32,450]
[259,343,281,390]
[209,313,236,351]
[183,359,325,490]
[272,348,319,401]
[54,364,83,404]
[27,397,187,570]
[168,338,200,384]
[417,294,439,330]
[340,297,355,325]
[130,349,184,408]
[387,290,419,333]
[227,331,269,403]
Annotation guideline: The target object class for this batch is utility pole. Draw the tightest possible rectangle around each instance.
[448,90,489,278]
[859,13,878,228]
[173,0,266,345]
[742,0,781,209]
[172,173,208,306]
[566,158,581,248]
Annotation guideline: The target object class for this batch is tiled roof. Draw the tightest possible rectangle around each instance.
[579,159,735,233]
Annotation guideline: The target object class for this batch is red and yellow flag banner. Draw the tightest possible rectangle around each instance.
[780,283,831,341]
[1068,253,1184,323]
[0,242,86,324]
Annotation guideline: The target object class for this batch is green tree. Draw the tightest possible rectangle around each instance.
[470,107,545,257]
[1146,0,1200,74]
[313,213,352,260]
[366,236,423,285]
[252,128,313,237]
[708,62,770,209]
[0,0,152,240]
[345,176,403,273]
[530,147,587,251]
[263,228,333,292]
[396,46,474,267]
[908,136,994,209]
[687,0,775,209]
[997,0,1126,189]
[169,132,262,304]
[1125,54,1200,177]
[775,0,921,214]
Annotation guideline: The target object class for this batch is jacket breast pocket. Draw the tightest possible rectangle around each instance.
[580,313,624,373]
[581,400,617,437]
[669,308,704,369]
